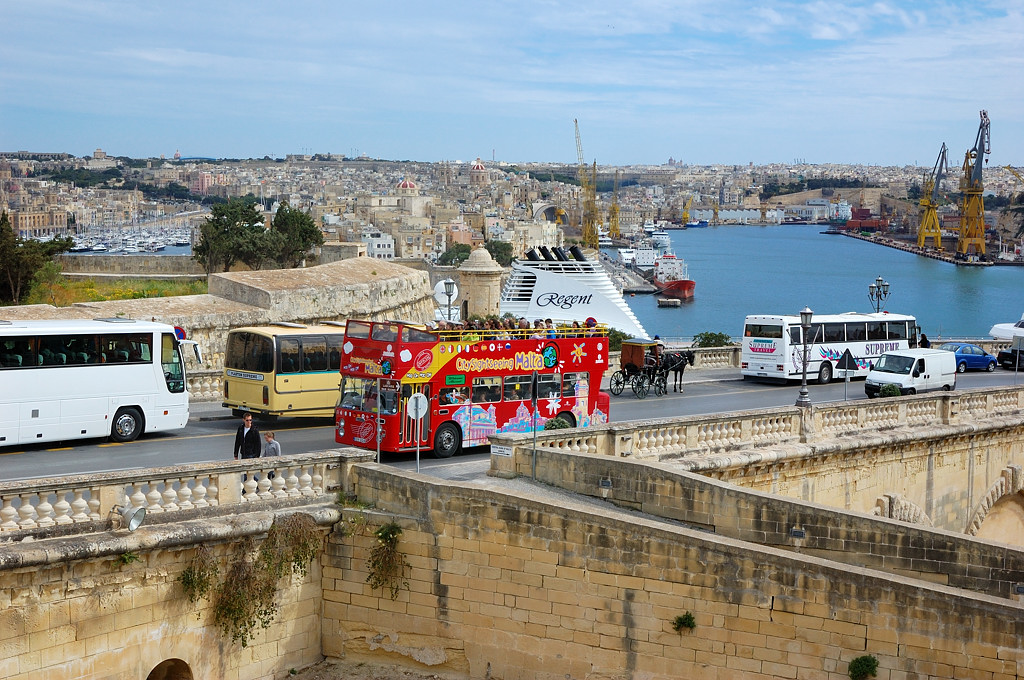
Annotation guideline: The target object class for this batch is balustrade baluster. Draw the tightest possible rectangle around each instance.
[35,494,55,528]
[285,467,301,497]
[299,467,314,496]
[18,492,39,530]
[1,497,21,531]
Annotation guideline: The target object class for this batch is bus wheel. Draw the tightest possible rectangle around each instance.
[111,407,143,443]
[433,423,461,459]
[817,362,833,385]
[556,412,576,428]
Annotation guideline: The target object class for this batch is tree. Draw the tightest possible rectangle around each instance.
[270,202,323,268]
[193,198,265,274]
[485,240,514,266]
[0,212,73,303]
[438,243,471,266]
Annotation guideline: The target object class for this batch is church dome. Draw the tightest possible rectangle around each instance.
[397,178,417,190]
[471,158,486,171]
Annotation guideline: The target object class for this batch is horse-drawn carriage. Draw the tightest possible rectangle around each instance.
[608,338,695,399]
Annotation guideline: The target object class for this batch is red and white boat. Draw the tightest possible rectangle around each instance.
[652,253,695,299]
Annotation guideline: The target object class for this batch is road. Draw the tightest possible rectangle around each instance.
[2,369,1020,482]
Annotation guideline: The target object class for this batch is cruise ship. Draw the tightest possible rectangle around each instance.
[499,245,649,339]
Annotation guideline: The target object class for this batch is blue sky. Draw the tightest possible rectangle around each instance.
[2,1,1021,167]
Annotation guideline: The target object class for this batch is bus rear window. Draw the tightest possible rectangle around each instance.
[226,332,274,372]
[745,324,783,338]
[346,321,371,340]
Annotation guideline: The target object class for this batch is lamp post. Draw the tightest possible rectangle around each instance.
[795,306,813,408]
[868,275,890,313]
[442,278,455,321]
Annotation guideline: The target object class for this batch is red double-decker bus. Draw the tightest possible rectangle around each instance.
[334,319,611,458]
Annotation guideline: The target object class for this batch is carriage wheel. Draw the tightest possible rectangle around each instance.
[633,375,650,399]
[654,374,667,396]
[609,370,626,395]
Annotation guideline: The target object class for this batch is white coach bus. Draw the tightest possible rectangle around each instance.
[0,318,202,446]
[741,311,919,384]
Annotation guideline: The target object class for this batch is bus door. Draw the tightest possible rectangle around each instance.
[399,383,430,449]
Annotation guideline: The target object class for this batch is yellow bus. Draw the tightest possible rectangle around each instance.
[222,322,346,419]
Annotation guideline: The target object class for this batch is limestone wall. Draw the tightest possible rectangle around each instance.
[331,463,1024,679]
[58,254,206,276]
[0,506,336,680]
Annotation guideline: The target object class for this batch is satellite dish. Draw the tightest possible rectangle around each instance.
[433,279,459,305]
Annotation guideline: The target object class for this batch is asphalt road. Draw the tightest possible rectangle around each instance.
[2,368,1020,482]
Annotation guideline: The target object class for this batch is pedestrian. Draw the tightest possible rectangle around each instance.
[920,333,930,348]
[233,412,261,460]
[263,431,281,457]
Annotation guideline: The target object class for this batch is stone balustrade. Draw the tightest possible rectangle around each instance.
[490,384,1024,473]
[0,450,371,537]
[187,368,224,402]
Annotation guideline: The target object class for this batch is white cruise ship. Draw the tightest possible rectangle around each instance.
[499,245,649,339]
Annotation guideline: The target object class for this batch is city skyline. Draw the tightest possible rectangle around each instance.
[3,1,1022,167]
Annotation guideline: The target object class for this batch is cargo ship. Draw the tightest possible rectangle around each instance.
[652,253,695,299]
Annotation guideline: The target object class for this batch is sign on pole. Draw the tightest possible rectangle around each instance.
[836,349,858,401]
[407,393,429,473]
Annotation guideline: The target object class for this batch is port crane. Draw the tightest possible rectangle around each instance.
[574,119,599,249]
[917,143,948,249]
[607,169,621,239]
[957,110,990,257]
[680,195,694,224]
[1006,165,1024,190]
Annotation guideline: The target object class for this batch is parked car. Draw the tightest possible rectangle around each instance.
[937,342,997,372]
[997,347,1024,370]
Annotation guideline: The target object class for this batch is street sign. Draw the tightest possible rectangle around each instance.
[407,393,428,420]
[836,349,858,371]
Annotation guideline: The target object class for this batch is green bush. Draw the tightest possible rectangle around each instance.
[692,331,732,348]
[543,416,572,430]
[848,654,878,680]
[671,612,696,632]
[879,383,902,398]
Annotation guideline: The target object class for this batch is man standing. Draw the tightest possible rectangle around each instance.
[233,413,261,460]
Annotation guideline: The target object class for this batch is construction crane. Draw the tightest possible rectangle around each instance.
[1006,165,1024,188]
[574,119,599,249]
[680,195,694,224]
[711,200,720,226]
[957,110,991,257]
[917,143,948,249]
[607,169,621,239]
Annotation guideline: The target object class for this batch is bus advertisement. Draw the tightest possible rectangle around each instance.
[222,323,347,419]
[335,320,611,458]
[0,318,202,446]
[741,311,919,384]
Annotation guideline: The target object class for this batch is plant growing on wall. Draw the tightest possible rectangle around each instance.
[848,654,878,680]
[259,512,323,579]
[178,544,219,604]
[366,520,409,600]
[212,537,278,647]
[671,612,696,632]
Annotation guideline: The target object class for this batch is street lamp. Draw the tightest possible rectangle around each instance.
[442,278,455,321]
[868,275,890,313]
[795,306,813,408]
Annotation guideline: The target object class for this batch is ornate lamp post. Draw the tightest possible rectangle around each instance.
[868,275,890,313]
[442,278,456,321]
[795,306,813,408]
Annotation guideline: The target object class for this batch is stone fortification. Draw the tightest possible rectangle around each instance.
[58,253,206,277]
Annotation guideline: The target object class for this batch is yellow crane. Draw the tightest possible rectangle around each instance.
[607,169,621,239]
[680,195,694,224]
[917,143,948,249]
[711,200,720,226]
[957,110,991,257]
[574,119,599,249]
[1007,165,1024,188]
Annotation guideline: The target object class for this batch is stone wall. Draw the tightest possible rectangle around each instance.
[333,463,1024,679]
[58,254,206,276]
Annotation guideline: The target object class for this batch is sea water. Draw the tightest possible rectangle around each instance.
[614,224,1022,340]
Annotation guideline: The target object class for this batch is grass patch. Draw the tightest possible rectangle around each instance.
[26,277,207,306]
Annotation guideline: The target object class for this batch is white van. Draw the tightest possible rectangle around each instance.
[864,348,956,398]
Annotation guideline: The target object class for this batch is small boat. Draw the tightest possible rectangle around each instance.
[598,235,614,247]
[652,253,695,299]
[657,297,682,307]
[989,314,1024,341]
[685,219,709,228]
[91,244,108,252]
[650,230,671,248]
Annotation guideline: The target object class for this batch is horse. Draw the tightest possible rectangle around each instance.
[661,350,695,392]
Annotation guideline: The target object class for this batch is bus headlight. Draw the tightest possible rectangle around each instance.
[336,417,344,437]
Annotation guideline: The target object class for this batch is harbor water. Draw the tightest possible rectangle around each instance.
[610,224,1023,340]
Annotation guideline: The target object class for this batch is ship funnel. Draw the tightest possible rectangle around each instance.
[525,248,540,261]
[538,246,555,261]
[553,247,569,261]
[569,245,587,261]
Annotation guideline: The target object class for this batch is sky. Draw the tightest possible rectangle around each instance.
[2,1,1022,167]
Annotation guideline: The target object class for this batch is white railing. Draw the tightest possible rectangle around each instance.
[0,450,370,535]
